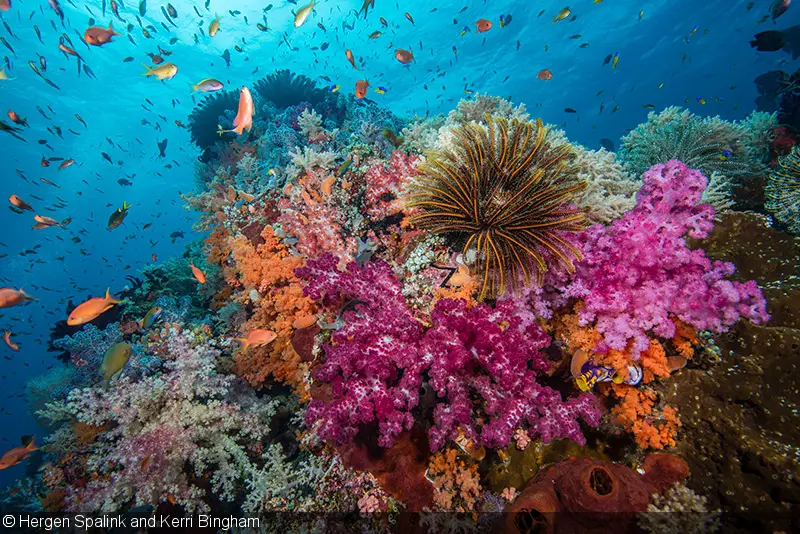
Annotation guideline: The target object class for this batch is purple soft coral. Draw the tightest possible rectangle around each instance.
[297,256,600,450]
[567,160,769,356]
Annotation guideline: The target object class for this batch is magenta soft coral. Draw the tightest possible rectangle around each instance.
[297,256,600,450]
[566,160,769,356]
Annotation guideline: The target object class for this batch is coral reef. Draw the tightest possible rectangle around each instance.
[765,146,800,234]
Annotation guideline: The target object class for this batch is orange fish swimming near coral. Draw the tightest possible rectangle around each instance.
[476,19,493,33]
[67,288,121,326]
[84,23,120,46]
[189,262,206,283]
[0,288,36,309]
[395,49,414,64]
[217,86,253,136]
[236,329,277,350]
[3,331,19,352]
[0,437,38,470]
[355,80,370,99]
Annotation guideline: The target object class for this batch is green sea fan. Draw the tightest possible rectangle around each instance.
[407,114,587,300]
[620,107,751,181]
[766,147,800,235]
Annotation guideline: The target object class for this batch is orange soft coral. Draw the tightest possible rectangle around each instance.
[426,448,483,512]
[229,226,316,399]
[609,384,680,450]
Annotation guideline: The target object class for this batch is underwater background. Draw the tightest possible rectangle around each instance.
[0,0,798,530]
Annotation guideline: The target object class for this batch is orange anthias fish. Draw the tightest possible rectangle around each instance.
[32,214,68,230]
[0,0,9,12]
[3,331,19,352]
[58,158,75,170]
[476,18,493,33]
[236,329,277,350]
[41,157,50,167]
[217,86,253,136]
[0,288,36,309]
[345,49,358,69]
[84,23,120,46]
[9,194,34,211]
[355,80,370,99]
[189,262,206,283]
[67,288,121,326]
[537,68,553,80]
[58,43,80,57]
[395,49,414,64]
[7,110,26,126]
[0,437,38,470]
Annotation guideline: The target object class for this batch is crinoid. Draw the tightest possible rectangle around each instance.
[766,146,800,234]
[254,69,329,108]
[407,115,587,300]
[188,89,240,160]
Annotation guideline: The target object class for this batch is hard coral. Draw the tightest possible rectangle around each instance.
[407,115,587,299]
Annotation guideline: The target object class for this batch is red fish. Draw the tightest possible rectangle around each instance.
[355,80,370,99]
[8,194,33,211]
[236,329,277,349]
[58,158,75,170]
[345,49,358,69]
[476,19,492,33]
[7,110,26,126]
[0,437,38,470]
[40,157,50,167]
[395,49,414,64]
[3,331,19,352]
[537,69,553,80]
[217,87,253,136]
[0,0,10,12]
[84,23,120,46]
[67,288,121,326]
[189,262,206,283]
[0,287,36,309]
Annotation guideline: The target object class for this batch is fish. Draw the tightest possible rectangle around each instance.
[345,49,358,69]
[294,1,316,28]
[612,52,619,70]
[0,288,36,309]
[476,18,492,33]
[405,12,415,24]
[599,138,615,151]
[355,79,369,99]
[750,30,786,51]
[85,24,120,46]
[141,306,163,329]
[166,2,177,18]
[236,329,277,350]
[142,62,178,81]
[189,262,207,283]
[564,107,577,113]
[3,332,18,352]
[395,48,414,64]
[0,437,38,470]
[368,31,382,39]
[204,13,221,38]
[217,86,254,136]
[157,138,167,158]
[67,288,121,326]
[0,0,9,12]
[536,69,553,80]
[58,159,75,170]
[358,0,375,19]
[6,111,26,127]
[8,195,33,211]
[771,0,791,22]
[553,7,571,23]
[32,214,68,229]
[500,14,513,28]
[139,0,146,16]
[108,201,131,230]
[221,49,231,67]
[375,86,388,95]
[99,342,132,388]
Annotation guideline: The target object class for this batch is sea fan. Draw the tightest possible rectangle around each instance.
[188,89,240,159]
[254,70,329,108]
[407,114,587,300]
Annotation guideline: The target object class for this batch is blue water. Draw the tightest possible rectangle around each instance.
[0,0,795,490]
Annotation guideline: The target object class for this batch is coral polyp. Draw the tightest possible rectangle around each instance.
[407,114,587,299]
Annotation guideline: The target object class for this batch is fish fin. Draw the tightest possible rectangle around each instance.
[141,63,153,76]
[189,82,198,92]
[108,23,120,36]
[236,338,249,350]
[21,435,34,448]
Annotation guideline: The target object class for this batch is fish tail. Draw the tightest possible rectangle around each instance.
[141,63,153,76]
[189,82,198,92]
[26,437,37,452]
[236,338,249,350]
[108,22,120,36]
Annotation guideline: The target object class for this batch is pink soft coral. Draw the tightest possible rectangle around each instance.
[364,150,419,221]
[565,160,769,356]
